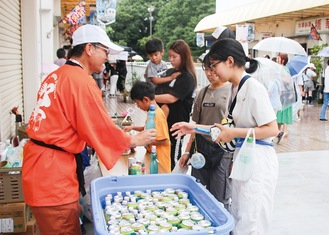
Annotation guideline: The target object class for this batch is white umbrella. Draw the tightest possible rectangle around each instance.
[317,46,329,57]
[253,37,307,56]
[132,55,143,61]
[252,57,295,108]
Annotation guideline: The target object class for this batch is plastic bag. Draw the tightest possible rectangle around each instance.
[172,157,188,174]
[229,128,255,181]
[81,152,102,222]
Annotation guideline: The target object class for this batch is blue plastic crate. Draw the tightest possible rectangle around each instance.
[91,174,234,235]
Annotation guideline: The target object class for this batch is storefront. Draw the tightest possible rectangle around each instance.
[194,0,329,56]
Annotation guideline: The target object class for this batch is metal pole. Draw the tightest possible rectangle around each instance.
[150,12,152,38]
[148,6,155,38]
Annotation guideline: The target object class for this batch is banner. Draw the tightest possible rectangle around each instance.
[89,4,98,25]
[60,0,86,25]
[196,33,205,47]
[96,0,117,25]
[309,24,322,40]
[236,24,248,56]
[64,24,81,40]
[247,23,255,43]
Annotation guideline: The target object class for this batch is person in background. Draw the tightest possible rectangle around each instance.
[103,60,119,96]
[179,54,232,208]
[292,72,304,121]
[123,81,171,173]
[91,64,105,90]
[320,60,329,121]
[302,63,317,105]
[264,54,270,59]
[22,24,156,235]
[155,39,197,170]
[144,38,181,117]
[171,38,278,234]
[54,48,67,67]
[116,60,127,93]
[276,53,293,143]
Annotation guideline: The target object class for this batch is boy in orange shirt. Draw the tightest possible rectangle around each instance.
[123,81,171,173]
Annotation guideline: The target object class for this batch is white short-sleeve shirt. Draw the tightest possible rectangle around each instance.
[232,73,276,142]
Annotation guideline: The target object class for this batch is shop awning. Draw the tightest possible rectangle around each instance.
[194,0,329,32]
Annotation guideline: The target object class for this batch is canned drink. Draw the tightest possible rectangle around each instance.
[190,212,204,222]
[181,219,195,229]
[128,157,136,168]
[147,224,160,233]
[129,163,142,175]
[198,219,212,228]
[159,221,172,230]
[120,226,134,235]
[192,224,204,231]
[131,222,144,232]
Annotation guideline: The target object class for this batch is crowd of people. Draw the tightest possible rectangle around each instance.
[22,23,328,235]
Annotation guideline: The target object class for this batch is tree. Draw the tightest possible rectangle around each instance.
[107,0,215,60]
[155,0,215,60]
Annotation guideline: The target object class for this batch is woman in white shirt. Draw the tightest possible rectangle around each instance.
[170,38,279,234]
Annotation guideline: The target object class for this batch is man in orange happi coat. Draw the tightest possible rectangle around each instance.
[22,24,156,235]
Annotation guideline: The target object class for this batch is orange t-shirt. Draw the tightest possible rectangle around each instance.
[145,107,171,173]
[23,63,130,206]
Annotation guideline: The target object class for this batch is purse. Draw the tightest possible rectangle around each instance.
[229,128,255,181]
[189,85,224,169]
[190,134,223,169]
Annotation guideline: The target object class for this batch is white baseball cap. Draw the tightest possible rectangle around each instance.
[308,63,316,69]
[72,24,123,54]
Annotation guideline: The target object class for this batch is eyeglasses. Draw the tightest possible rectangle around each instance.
[209,61,222,71]
[94,44,110,56]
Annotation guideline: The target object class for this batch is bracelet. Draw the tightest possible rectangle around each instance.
[183,152,190,155]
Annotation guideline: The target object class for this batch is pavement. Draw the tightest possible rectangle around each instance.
[84,96,329,235]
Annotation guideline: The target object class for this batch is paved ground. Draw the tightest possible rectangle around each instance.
[84,96,329,235]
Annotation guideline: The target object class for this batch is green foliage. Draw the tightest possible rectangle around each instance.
[108,0,215,60]
[309,43,328,55]
[310,43,329,78]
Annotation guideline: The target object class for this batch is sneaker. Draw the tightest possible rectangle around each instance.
[277,131,285,144]
[320,119,328,121]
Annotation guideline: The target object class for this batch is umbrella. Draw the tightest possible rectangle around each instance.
[253,37,307,56]
[286,55,310,76]
[317,46,329,57]
[252,57,292,88]
[252,57,295,108]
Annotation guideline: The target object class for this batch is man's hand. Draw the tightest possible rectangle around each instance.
[130,129,156,147]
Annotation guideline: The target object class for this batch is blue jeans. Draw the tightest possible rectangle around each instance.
[320,92,329,119]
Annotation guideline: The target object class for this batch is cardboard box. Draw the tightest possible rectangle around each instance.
[0,167,24,204]
[16,217,40,235]
[0,203,28,233]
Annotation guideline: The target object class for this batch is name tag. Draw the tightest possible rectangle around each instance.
[203,103,215,107]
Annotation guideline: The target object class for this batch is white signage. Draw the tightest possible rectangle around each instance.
[295,16,329,35]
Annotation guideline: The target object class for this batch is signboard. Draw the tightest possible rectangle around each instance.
[295,16,329,35]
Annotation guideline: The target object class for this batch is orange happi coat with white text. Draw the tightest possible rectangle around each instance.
[23,63,130,206]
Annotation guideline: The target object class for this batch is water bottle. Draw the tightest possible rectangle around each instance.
[145,104,156,130]
[150,145,158,174]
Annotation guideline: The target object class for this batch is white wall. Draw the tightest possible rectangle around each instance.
[21,0,56,122]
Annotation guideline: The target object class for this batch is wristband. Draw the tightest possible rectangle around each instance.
[183,152,190,155]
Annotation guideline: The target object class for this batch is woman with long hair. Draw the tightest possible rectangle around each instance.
[155,39,196,170]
